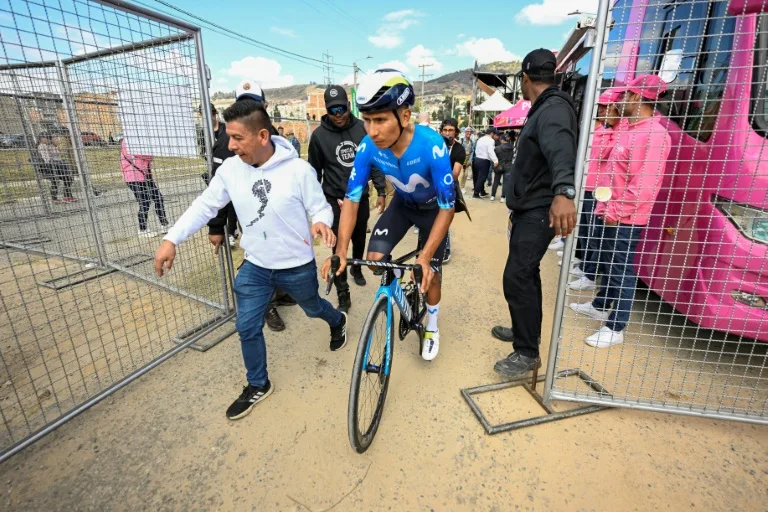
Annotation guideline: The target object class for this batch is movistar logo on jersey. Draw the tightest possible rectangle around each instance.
[432,143,447,159]
[396,87,410,106]
[386,174,430,193]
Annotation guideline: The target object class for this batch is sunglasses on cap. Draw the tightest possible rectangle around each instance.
[327,105,348,116]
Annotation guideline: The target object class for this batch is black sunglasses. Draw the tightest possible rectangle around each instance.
[328,105,348,116]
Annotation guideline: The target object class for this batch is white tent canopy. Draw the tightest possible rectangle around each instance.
[474,91,513,112]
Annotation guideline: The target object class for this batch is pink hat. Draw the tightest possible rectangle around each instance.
[617,74,668,101]
[597,88,623,105]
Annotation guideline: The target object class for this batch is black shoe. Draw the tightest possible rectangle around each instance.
[273,293,297,307]
[491,326,514,342]
[494,352,541,378]
[330,312,348,351]
[337,289,351,313]
[443,250,451,264]
[265,306,285,332]
[479,191,489,198]
[350,265,366,286]
[226,381,274,420]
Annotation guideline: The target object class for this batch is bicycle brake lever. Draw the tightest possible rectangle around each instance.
[413,264,423,289]
[326,255,340,295]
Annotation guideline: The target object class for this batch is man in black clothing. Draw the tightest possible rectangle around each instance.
[309,85,386,312]
[207,82,296,332]
[437,117,466,262]
[492,49,578,377]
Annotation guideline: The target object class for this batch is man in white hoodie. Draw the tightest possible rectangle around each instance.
[154,99,346,421]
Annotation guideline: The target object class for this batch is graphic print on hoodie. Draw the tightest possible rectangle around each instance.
[247,179,272,226]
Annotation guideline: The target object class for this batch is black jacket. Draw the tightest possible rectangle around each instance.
[494,142,516,174]
[504,86,577,213]
[308,114,385,199]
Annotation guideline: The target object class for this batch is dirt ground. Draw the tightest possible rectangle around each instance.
[1,198,766,512]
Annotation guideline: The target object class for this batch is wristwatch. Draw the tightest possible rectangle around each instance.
[554,185,576,199]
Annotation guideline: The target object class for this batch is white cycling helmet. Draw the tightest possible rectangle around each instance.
[356,69,415,112]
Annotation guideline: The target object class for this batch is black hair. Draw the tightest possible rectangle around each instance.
[223,99,272,133]
[440,117,459,131]
[526,72,556,85]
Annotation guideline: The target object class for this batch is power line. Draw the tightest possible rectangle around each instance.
[315,0,372,38]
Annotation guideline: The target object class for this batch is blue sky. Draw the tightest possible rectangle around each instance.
[158,0,600,92]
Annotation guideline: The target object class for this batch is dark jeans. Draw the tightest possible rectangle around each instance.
[576,191,595,266]
[48,163,74,200]
[235,260,343,387]
[491,171,504,198]
[328,194,370,290]
[592,224,643,332]
[223,202,238,237]
[127,179,168,231]
[503,207,555,358]
[472,158,491,197]
[582,210,604,282]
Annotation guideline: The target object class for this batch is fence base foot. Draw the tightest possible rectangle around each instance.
[174,312,236,352]
[461,369,610,435]
[37,253,152,290]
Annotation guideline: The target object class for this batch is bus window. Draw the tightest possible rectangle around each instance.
[685,1,736,142]
[753,14,768,137]
[603,0,633,80]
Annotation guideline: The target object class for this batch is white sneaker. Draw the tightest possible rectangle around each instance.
[229,235,236,247]
[421,330,439,361]
[570,301,610,321]
[570,266,585,277]
[568,276,597,291]
[501,196,505,201]
[558,257,582,267]
[490,196,495,202]
[585,326,624,348]
[138,230,158,238]
[159,225,169,234]
[548,239,565,251]
[414,227,420,234]
[557,250,563,257]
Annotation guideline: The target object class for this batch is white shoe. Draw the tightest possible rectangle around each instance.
[159,225,169,234]
[568,276,597,291]
[570,266,585,277]
[138,230,158,238]
[421,330,439,361]
[585,326,624,348]
[558,257,582,267]
[548,239,565,251]
[570,301,610,321]
[414,227,420,234]
[490,196,495,202]
[229,235,236,247]
[501,197,505,201]
[557,250,563,257]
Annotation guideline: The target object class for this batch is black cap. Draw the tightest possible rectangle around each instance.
[519,48,557,80]
[324,85,348,108]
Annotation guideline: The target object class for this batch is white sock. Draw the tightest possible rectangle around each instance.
[426,302,440,331]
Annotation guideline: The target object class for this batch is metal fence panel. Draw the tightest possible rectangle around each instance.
[0,0,234,460]
[544,0,768,424]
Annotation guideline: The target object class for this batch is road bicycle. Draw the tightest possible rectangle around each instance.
[326,248,427,453]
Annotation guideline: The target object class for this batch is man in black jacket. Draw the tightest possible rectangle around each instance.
[309,85,386,312]
[492,49,578,377]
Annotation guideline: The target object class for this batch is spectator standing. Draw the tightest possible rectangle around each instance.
[277,126,285,137]
[38,134,76,203]
[154,100,346,421]
[491,131,516,202]
[570,74,671,348]
[287,130,301,156]
[461,127,475,194]
[308,84,387,311]
[487,129,501,188]
[121,139,169,238]
[472,127,498,198]
[492,49,578,377]
[205,104,239,248]
[435,117,467,262]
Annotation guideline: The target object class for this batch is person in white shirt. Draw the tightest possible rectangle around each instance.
[38,134,76,203]
[153,99,347,421]
[472,127,499,198]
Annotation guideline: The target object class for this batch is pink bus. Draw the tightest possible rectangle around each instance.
[558,0,768,342]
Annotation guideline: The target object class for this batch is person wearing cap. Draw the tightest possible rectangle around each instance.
[308,85,387,310]
[568,88,624,292]
[207,81,296,333]
[491,48,578,378]
[472,127,498,199]
[491,131,516,202]
[570,74,671,349]
[154,96,347,421]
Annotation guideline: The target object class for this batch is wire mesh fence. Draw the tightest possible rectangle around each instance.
[0,0,234,460]
[545,0,768,423]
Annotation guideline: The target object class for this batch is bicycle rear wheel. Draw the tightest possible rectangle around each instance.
[348,294,393,453]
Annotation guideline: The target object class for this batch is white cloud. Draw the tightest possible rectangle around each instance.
[457,33,466,39]
[270,26,298,38]
[341,60,410,85]
[223,56,295,89]
[368,32,402,49]
[516,0,599,25]
[383,9,422,22]
[454,38,520,64]
[368,9,423,48]
[406,45,443,73]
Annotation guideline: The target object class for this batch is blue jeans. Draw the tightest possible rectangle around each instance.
[575,191,594,263]
[591,224,644,332]
[581,199,604,281]
[234,260,343,387]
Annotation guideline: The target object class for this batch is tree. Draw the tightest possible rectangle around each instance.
[431,111,438,121]
[273,105,282,122]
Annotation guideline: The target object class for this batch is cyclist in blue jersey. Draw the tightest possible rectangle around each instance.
[321,69,455,361]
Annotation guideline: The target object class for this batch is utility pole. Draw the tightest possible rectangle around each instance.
[418,63,433,112]
[322,51,334,86]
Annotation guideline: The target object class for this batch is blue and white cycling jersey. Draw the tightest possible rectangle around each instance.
[345,125,455,209]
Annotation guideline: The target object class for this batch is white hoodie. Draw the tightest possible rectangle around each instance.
[164,137,333,269]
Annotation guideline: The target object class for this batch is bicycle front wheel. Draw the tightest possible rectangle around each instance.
[348,294,393,453]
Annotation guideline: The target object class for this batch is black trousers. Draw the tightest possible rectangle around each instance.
[503,207,555,358]
[491,171,504,198]
[127,179,168,231]
[48,163,74,200]
[328,194,370,291]
[222,202,238,237]
[472,158,491,196]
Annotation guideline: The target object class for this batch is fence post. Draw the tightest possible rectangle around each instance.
[55,60,107,267]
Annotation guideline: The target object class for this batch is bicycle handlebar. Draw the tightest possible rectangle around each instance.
[324,256,423,295]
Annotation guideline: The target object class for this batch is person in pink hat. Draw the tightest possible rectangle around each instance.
[568,87,624,291]
[570,74,672,348]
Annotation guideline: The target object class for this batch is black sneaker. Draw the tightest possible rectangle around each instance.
[350,265,366,286]
[265,306,285,332]
[491,326,514,342]
[226,381,274,420]
[330,312,348,351]
[337,289,351,313]
[273,292,297,307]
[493,352,541,378]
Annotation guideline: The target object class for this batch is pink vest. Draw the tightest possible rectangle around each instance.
[120,140,153,183]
